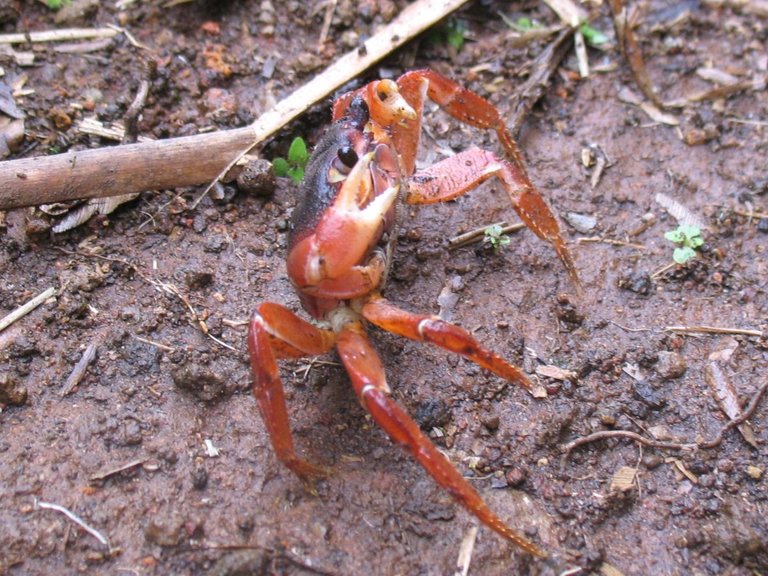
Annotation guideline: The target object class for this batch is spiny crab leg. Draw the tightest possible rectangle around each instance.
[407,147,580,290]
[335,320,546,558]
[361,294,534,392]
[248,303,336,480]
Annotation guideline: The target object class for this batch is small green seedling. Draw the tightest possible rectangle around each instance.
[664,224,704,264]
[46,0,71,9]
[272,137,309,185]
[483,224,511,253]
[498,13,541,32]
[444,19,468,51]
[579,23,609,46]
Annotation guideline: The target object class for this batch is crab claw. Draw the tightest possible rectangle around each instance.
[291,152,399,287]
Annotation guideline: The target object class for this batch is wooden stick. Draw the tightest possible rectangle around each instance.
[0,27,118,44]
[0,0,471,211]
[0,287,56,333]
[60,340,99,396]
[665,325,764,338]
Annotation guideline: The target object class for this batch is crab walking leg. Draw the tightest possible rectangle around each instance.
[335,321,546,557]
[407,147,580,289]
[361,295,534,392]
[398,69,529,169]
[248,303,336,479]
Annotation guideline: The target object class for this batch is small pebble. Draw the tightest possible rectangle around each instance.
[480,413,500,432]
[237,159,276,196]
[0,373,27,406]
[656,351,687,380]
[746,465,763,480]
[505,467,527,487]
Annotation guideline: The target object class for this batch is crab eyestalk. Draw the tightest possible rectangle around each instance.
[366,80,417,126]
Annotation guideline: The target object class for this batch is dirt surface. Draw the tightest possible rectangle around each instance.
[1,1,767,575]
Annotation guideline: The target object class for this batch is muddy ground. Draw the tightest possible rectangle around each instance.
[1,1,767,575]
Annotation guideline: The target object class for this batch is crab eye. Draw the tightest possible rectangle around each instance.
[337,146,359,169]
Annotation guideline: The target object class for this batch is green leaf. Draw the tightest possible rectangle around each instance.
[516,17,535,30]
[445,20,467,51]
[287,137,308,165]
[673,246,697,264]
[580,24,608,46]
[47,0,63,8]
[678,224,701,239]
[664,229,686,244]
[689,235,704,248]
[272,158,290,177]
[287,166,304,185]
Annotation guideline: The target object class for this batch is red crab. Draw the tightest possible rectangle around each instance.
[248,69,579,557]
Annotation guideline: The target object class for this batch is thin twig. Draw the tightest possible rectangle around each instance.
[124,59,156,144]
[447,222,525,250]
[55,248,234,350]
[316,0,338,51]
[90,458,148,483]
[650,261,676,279]
[0,27,119,44]
[608,320,653,333]
[576,236,647,250]
[562,380,768,454]
[665,325,764,338]
[454,525,478,576]
[0,287,56,333]
[60,340,100,396]
[36,499,111,549]
[732,208,768,219]
[132,334,176,352]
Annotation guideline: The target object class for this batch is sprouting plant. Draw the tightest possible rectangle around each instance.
[664,224,704,264]
[483,224,511,253]
[444,19,468,51]
[499,15,540,32]
[272,137,309,185]
[46,0,71,9]
[579,23,609,46]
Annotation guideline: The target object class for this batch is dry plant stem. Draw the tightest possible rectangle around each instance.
[60,340,99,396]
[0,128,259,210]
[54,247,234,350]
[665,325,763,338]
[124,59,156,144]
[454,526,478,576]
[576,236,646,250]
[508,28,574,137]
[35,500,111,549]
[0,287,56,333]
[732,208,768,219]
[562,380,768,454]
[90,458,148,483]
[607,0,664,107]
[0,27,118,44]
[447,221,525,249]
[0,0,471,211]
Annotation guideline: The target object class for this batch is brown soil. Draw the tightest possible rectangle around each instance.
[1,1,766,575]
